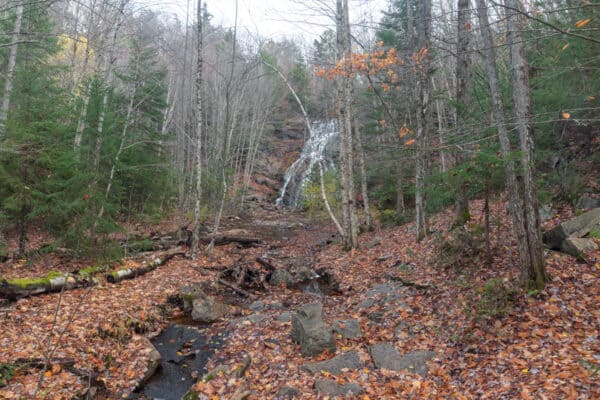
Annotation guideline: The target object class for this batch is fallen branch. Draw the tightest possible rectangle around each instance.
[106,247,185,283]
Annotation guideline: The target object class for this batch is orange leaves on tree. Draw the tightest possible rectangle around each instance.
[405,139,416,146]
[399,124,411,138]
[574,18,591,28]
[561,112,571,119]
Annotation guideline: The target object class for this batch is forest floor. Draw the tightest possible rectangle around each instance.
[0,200,599,399]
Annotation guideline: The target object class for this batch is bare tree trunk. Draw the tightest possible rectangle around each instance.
[476,0,530,279]
[395,159,405,214]
[354,124,372,229]
[505,0,547,289]
[0,0,24,137]
[191,0,204,258]
[453,0,471,227]
[415,0,432,242]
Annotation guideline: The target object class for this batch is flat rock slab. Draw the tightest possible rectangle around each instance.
[300,351,362,375]
[276,386,301,399]
[369,343,436,375]
[333,319,362,339]
[561,237,598,261]
[314,379,364,397]
[543,208,600,249]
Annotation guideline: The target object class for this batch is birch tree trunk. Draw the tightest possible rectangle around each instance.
[505,0,547,289]
[453,0,472,227]
[190,0,204,258]
[0,0,24,137]
[415,0,432,242]
[354,124,372,229]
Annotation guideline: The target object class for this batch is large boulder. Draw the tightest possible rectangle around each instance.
[269,269,295,287]
[560,237,599,261]
[137,336,162,386]
[181,284,206,313]
[291,302,336,357]
[314,379,363,397]
[300,351,362,375]
[191,295,227,322]
[369,343,436,375]
[543,208,600,250]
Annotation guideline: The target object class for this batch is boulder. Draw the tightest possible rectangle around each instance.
[314,379,364,397]
[560,237,599,261]
[276,386,301,399]
[136,336,161,387]
[543,208,600,250]
[269,270,295,287]
[180,284,206,313]
[300,351,362,375]
[291,303,336,357]
[369,343,436,375]
[191,296,227,322]
[576,195,600,210]
[294,267,319,282]
[333,319,362,339]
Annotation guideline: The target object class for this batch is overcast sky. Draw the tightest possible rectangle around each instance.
[139,0,387,41]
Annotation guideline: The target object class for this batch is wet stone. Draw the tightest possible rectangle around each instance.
[300,351,362,375]
[314,379,364,397]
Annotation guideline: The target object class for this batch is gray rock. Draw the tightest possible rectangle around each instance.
[577,195,600,210]
[543,208,600,250]
[369,343,436,375]
[180,284,206,313]
[249,300,265,311]
[270,269,295,287]
[300,351,362,375]
[138,336,161,385]
[291,303,336,357]
[356,298,376,310]
[364,236,382,249]
[278,311,292,322]
[276,386,301,399]
[314,379,364,397]
[295,267,319,282]
[539,204,555,222]
[302,281,323,296]
[560,237,599,261]
[191,296,227,322]
[229,313,267,328]
[333,320,362,339]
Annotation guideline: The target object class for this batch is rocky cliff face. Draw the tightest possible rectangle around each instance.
[246,118,307,204]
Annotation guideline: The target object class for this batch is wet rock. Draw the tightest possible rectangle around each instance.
[269,270,294,287]
[276,386,301,399]
[333,319,362,339]
[191,296,227,322]
[300,351,362,375]
[314,379,364,397]
[291,302,336,357]
[138,336,161,386]
[369,343,436,375]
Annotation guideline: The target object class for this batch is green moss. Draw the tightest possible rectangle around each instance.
[6,271,66,289]
[78,265,107,278]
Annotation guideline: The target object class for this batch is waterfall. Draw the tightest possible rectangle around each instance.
[276,120,339,207]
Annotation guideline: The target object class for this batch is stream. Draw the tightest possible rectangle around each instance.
[133,324,225,400]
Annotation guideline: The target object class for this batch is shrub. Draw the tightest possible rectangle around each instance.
[472,278,518,319]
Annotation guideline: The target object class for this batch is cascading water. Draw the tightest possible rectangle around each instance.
[276,120,339,207]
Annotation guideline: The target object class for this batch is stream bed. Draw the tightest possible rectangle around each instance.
[134,323,225,400]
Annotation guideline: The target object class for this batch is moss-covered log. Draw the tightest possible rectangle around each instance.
[106,247,185,283]
[0,271,96,300]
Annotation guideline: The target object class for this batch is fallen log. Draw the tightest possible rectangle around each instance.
[106,247,185,283]
[0,271,96,300]
[217,278,255,298]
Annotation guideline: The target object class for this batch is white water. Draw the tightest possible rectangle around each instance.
[276,120,339,207]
